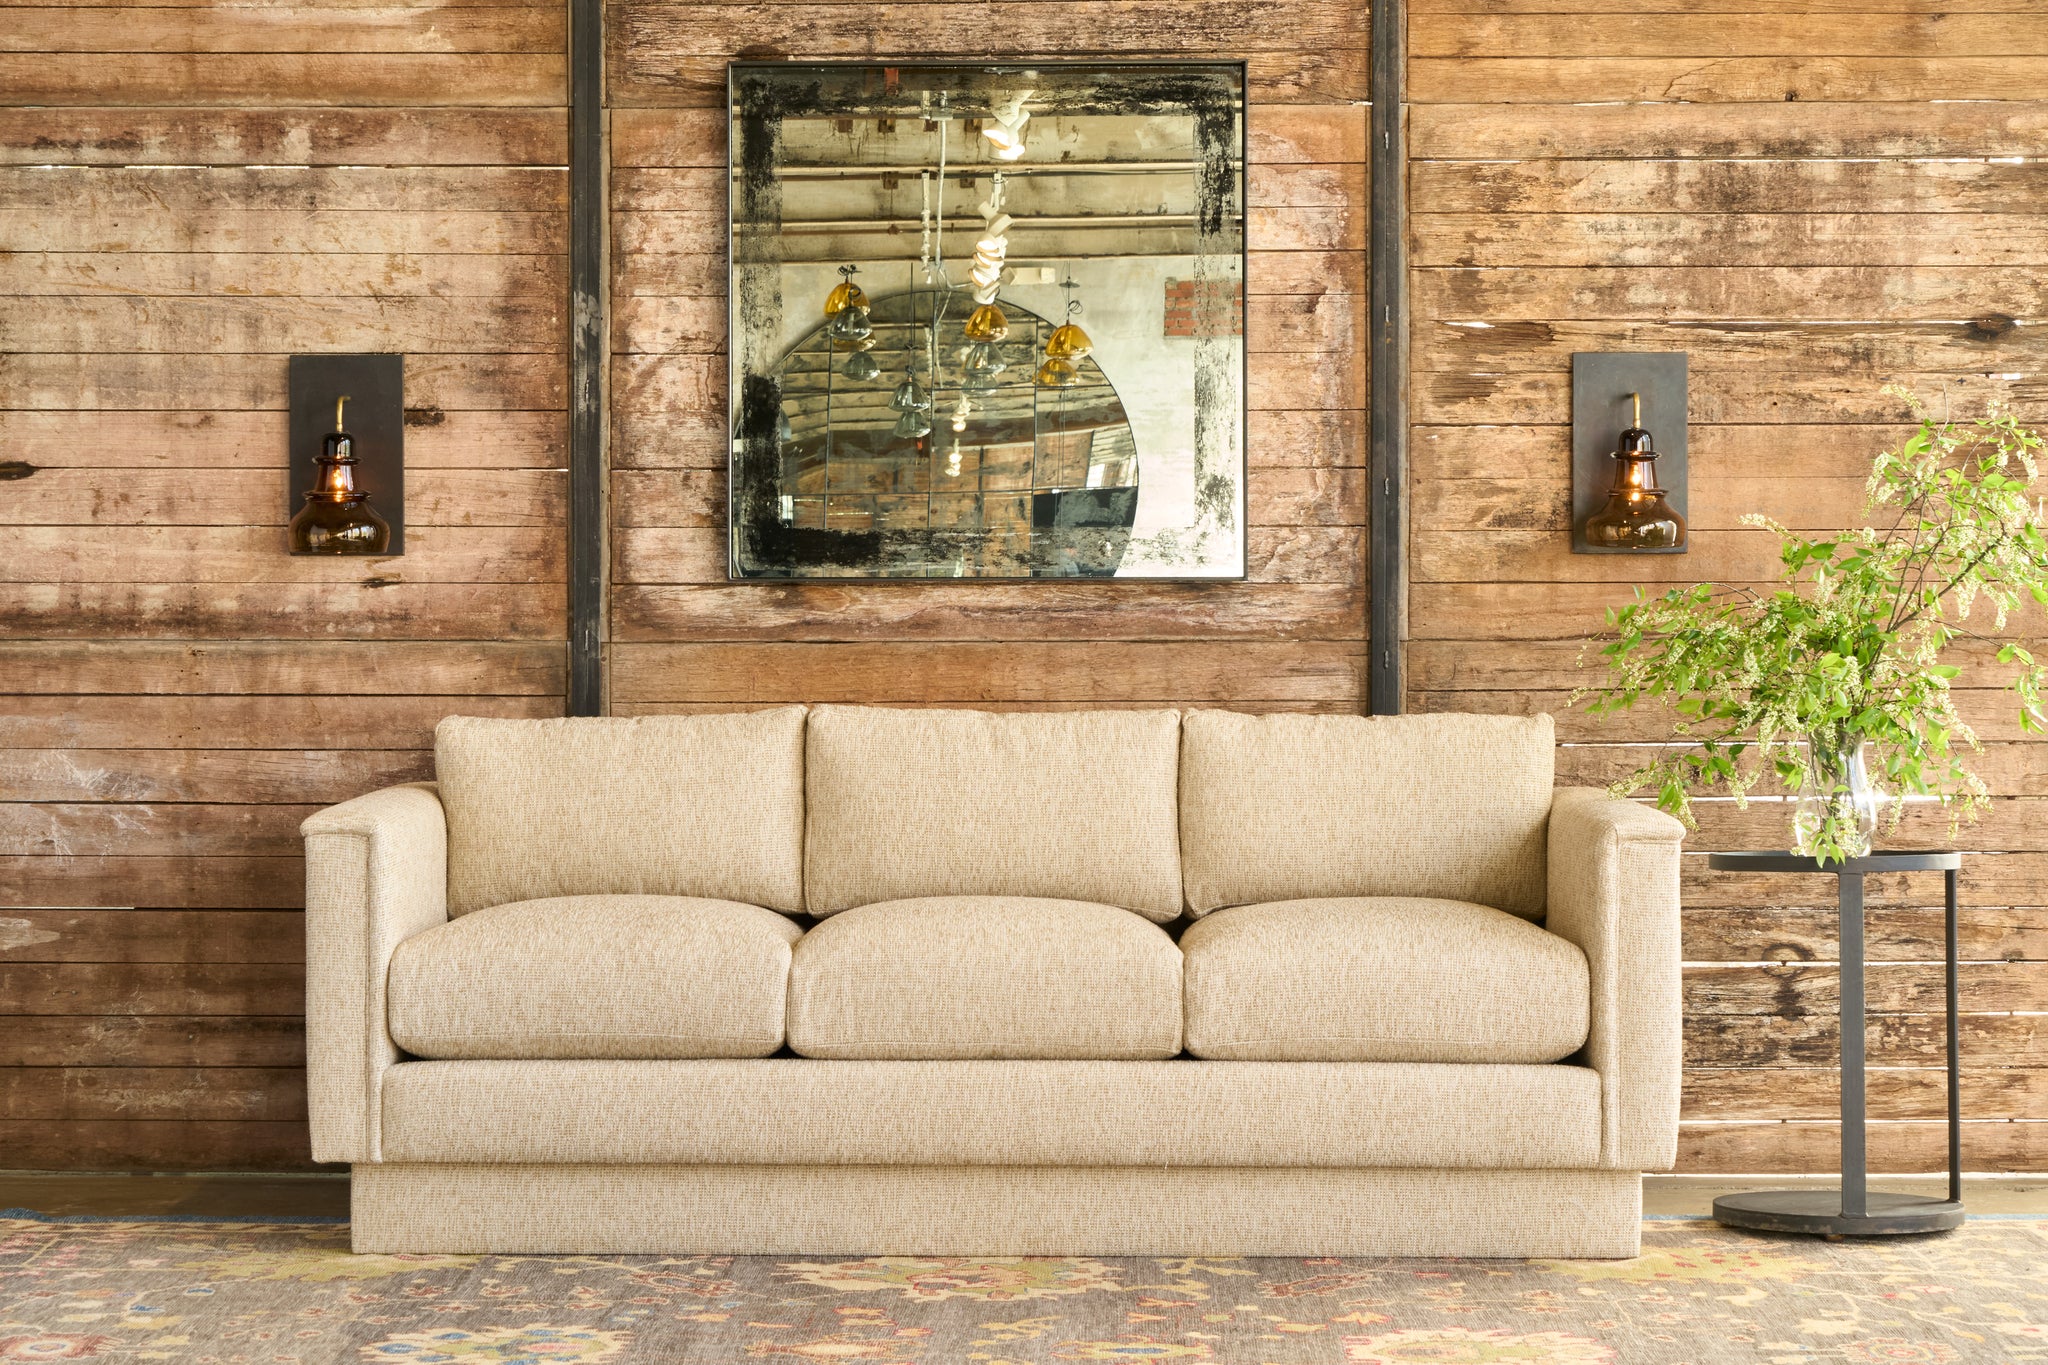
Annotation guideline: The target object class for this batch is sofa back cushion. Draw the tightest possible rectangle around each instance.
[804,706,1184,921]
[1179,710,1555,918]
[435,709,807,916]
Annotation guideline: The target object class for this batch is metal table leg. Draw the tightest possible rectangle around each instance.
[1711,867,1966,1236]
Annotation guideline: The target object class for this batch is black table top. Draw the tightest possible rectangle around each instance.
[1706,850,1963,873]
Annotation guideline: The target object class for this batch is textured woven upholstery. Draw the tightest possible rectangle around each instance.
[302,782,448,1164]
[388,895,802,1060]
[1547,788,1687,1171]
[435,709,807,916]
[353,1164,1645,1257]
[378,1059,1602,1168]
[804,706,1184,920]
[1181,897,1590,1063]
[788,897,1183,1060]
[1179,710,1556,917]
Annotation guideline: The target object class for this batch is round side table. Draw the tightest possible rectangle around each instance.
[1705,850,1966,1236]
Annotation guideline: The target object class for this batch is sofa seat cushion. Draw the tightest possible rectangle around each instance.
[1182,897,1590,1064]
[788,897,1182,1060]
[389,895,802,1060]
[378,1059,1603,1169]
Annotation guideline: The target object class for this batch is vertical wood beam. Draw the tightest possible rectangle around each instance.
[1367,0,1408,714]
[567,0,606,715]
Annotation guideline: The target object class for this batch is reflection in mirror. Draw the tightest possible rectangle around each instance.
[728,61,1247,580]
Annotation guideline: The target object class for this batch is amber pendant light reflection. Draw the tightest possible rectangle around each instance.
[1582,392,1686,551]
[289,395,391,554]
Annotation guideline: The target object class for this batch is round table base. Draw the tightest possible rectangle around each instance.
[1712,1190,1965,1236]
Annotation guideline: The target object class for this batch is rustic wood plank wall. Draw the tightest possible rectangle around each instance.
[0,2,569,1168]
[603,1,1370,714]
[1407,0,2048,1172]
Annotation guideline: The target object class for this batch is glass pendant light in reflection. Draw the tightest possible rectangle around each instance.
[963,342,1007,384]
[841,350,881,382]
[1038,274,1092,389]
[963,303,1009,343]
[823,264,868,320]
[827,303,874,351]
[945,441,964,478]
[889,370,932,413]
[893,408,932,439]
[949,393,971,433]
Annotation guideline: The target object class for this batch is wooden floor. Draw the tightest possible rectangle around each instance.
[2,1173,2044,1220]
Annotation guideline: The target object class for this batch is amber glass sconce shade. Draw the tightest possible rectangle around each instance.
[290,395,391,554]
[1583,393,1686,552]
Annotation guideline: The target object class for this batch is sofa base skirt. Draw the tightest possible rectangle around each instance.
[350,1164,1643,1258]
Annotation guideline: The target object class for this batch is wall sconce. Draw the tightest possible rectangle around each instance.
[288,353,404,555]
[1572,352,1687,555]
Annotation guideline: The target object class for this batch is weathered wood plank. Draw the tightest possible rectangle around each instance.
[1,526,564,585]
[0,353,566,411]
[1410,637,2048,695]
[607,1,1369,107]
[1687,1013,2048,1068]
[1411,99,2048,159]
[0,582,566,640]
[0,409,566,469]
[0,1120,320,1171]
[0,641,564,695]
[1413,159,2048,217]
[1414,213,2048,268]
[0,208,565,254]
[1414,266,2048,323]
[1414,0,2044,12]
[1410,57,2048,105]
[0,750,431,805]
[613,641,1366,704]
[0,296,564,355]
[1682,906,2048,964]
[0,1067,306,1122]
[0,6,564,54]
[1415,370,2048,426]
[0,468,562,526]
[1415,319,2037,374]
[0,694,558,748]
[1675,1120,2045,1174]
[1683,1068,2048,1123]
[1683,962,2048,1015]
[0,1015,304,1067]
[0,910,304,964]
[0,107,567,166]
[1413,14,2048,59]
[0,253,565,299]
[613,583,1365,644]
[0,962,303,1015]
[0,804,319,859]
[0,54,565,107]
[0,857,306,911]
[0,166,565,214]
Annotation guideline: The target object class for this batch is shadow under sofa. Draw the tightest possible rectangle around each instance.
[304,704,1683,1257]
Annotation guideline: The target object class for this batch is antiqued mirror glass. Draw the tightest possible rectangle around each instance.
[728,61,1247,579]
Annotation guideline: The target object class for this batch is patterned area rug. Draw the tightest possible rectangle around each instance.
[1,1215,2043,1364]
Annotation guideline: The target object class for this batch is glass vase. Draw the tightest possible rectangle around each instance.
[1791,735,1880,861]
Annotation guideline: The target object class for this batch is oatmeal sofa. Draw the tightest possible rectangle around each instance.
[303,706,1683,1257]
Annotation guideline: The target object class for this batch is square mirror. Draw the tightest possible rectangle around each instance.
[728,60,1248,580]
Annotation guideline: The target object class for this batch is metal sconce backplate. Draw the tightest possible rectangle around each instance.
[1572,351,1687,555]
[289,353,406,554]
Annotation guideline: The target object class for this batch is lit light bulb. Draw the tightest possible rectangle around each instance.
[945,443,963,478]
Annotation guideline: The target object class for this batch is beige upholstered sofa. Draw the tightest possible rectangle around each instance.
[304,706,1683,1257]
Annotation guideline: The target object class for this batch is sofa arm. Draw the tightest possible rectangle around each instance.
[1546,787,1685,1172]
[302,783,447,1164]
